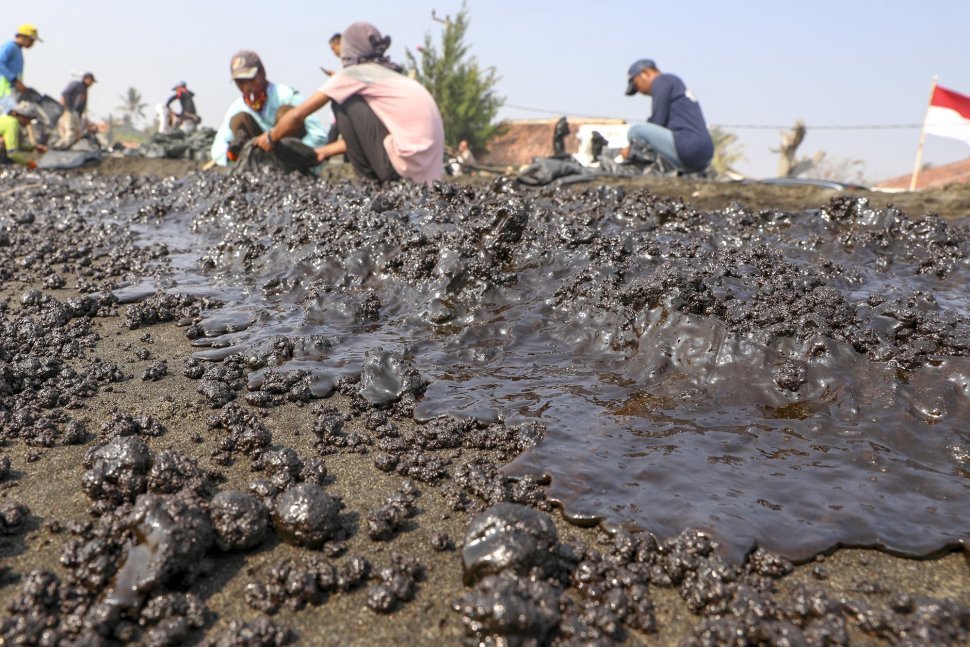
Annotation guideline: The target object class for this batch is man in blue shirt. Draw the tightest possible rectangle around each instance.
[624,59,713,174]
[0,24,41,114]
[210,50,328,171]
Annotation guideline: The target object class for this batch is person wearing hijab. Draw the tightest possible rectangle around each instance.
[256,22,444,184]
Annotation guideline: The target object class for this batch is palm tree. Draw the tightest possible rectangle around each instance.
[116,87,147,127]
[100,113,124,143]
[709,126,744,178]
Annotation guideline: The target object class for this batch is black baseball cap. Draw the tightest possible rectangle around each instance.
[626,59,655,96]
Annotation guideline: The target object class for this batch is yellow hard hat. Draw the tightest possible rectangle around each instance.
[16,23,42,42]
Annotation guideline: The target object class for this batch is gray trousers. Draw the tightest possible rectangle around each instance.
[333,95,399,183]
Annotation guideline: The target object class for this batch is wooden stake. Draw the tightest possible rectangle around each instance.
[909,75,938,191]
[776,120,806,177]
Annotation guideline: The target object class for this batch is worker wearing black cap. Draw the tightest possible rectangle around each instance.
[61,72,95,115]
[624,59,713,173]
[53,71,96,149]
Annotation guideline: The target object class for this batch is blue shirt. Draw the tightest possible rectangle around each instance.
[62,80,88,114]
[648,73,713,172]
[210,81,328,166]
[0,40,24,83]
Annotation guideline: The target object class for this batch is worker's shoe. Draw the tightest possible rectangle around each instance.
[226,129,248,162]
[626,141,678,177]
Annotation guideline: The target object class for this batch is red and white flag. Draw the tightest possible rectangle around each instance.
[924,85,970,145]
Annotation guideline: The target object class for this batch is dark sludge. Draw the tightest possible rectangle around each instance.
[32,166,965,563]
[0,164,968,645]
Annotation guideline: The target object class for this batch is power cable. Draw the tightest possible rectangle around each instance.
[502,103,926,130]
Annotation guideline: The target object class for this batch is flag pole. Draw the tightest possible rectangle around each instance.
[910,75,938,191]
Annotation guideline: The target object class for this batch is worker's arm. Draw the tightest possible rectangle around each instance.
[647,77,672,127]
[164,94,178,110]
[314,138,347,163]
[255,90,331,151]
[0,44,17,85]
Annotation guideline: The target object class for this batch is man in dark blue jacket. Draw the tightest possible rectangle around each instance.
[624,59,713,173]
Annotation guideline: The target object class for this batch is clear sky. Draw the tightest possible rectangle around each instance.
[11,0,970,181]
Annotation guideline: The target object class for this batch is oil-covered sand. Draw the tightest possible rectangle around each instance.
[0,161,968,645]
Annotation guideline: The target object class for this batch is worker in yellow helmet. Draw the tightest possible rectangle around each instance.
[0,24,41,113]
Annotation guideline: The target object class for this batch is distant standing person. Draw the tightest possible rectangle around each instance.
[256,22,444,184]
[166,81,201,130]
[321,32,342,144]
[624,58,713,174]
[210,50,329,170]
[449,139,476,175]
[457,139,476,166]
[0,24,41,113]
[321,32,342,77]
[53,71,95,149]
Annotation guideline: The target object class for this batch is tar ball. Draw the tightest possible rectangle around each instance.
[81,436,152,504]
[271,483,341,548]
[210,490,270,551]
[461,503,559,586]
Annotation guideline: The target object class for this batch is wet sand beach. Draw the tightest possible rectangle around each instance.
[1,162,968,645]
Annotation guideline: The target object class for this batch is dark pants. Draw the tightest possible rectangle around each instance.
[326,102,340,144]
[228,110,315,173]
[229,107,307,140]
[333,95,399,183]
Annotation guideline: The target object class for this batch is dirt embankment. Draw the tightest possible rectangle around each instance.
[83,156,970,218]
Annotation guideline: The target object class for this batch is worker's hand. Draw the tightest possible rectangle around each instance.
[314,140,345,164]
[254,132,273,152]
[35,144,48,154]
[14,80,28,93]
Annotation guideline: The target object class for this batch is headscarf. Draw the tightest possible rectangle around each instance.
[339,22,402,72]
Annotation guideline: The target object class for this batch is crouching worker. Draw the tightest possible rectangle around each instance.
[0,101,47,165]
[255,22,444,184]
[623,58,713,174]
[210,50,329,172]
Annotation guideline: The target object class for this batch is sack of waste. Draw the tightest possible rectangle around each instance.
[36,149,103,170]
[142,127,217,160]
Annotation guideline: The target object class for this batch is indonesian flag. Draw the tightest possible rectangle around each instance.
[924,85,970,145]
